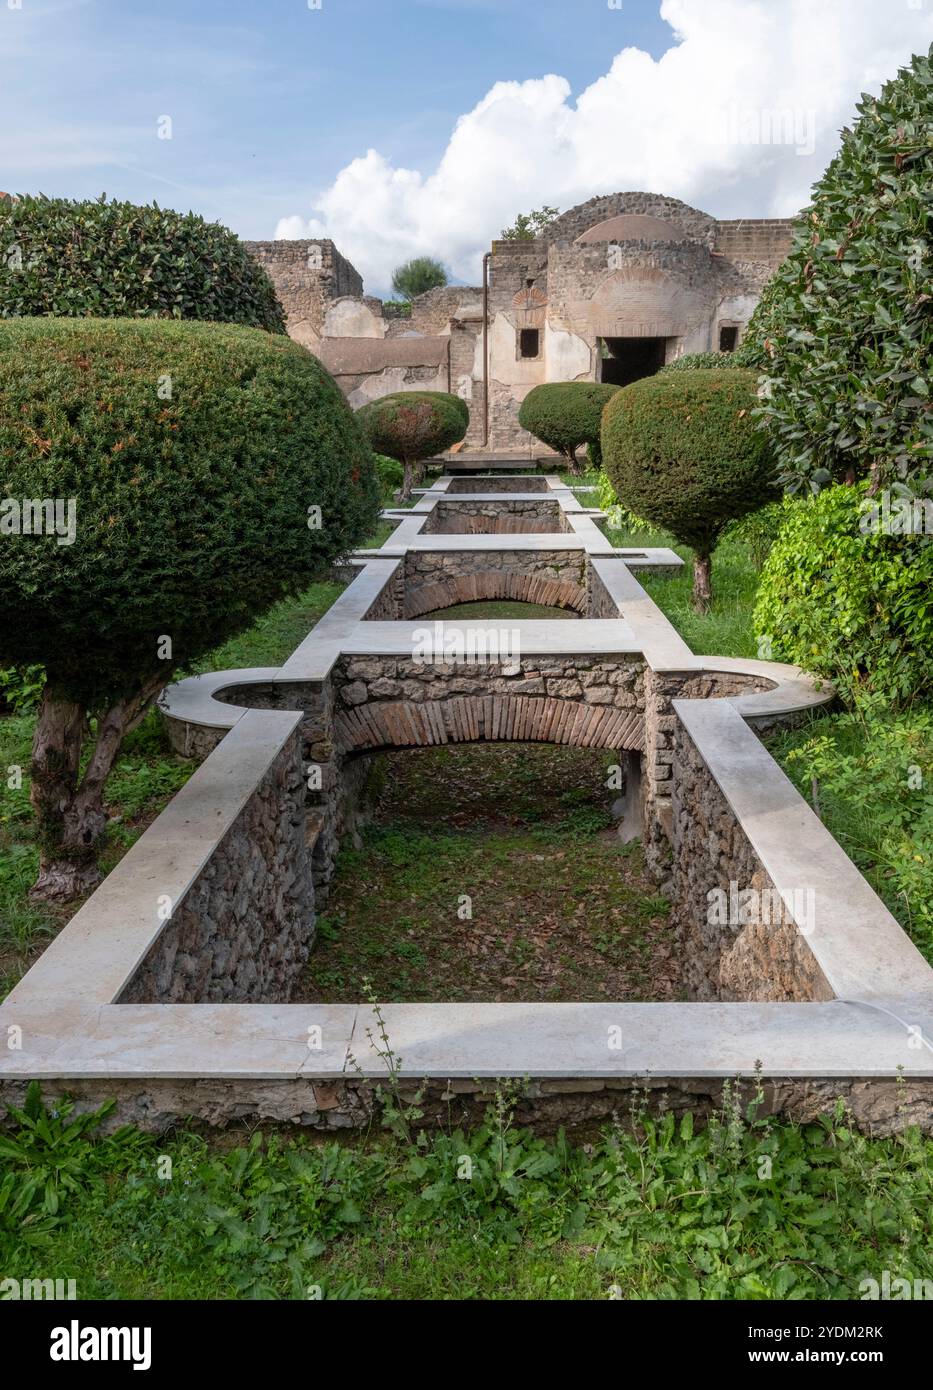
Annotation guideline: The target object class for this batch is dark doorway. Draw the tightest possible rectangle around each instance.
[599,337,668,387]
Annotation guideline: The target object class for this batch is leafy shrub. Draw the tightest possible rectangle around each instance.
[662,351,741,372]
[602,369,778,609]
[754,483,933,705]
[3,1081,933,1300]
[0,664,45,714]
[500,205,560,241]
[747,47,933,493]
[773,696,933,960]
[519,382,619,475]
[0,194,285,331]
[375,453,404,498]
[723,498,794,571]
[0,316,380,898]
[595,470,653,533]
[356,391,467,501]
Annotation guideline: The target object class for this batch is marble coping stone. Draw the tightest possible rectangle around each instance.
[1,1001,931,1082]
[8,471,928,1100]
[674,699,933,1005]
[387,494,590,507]
[3,710,302,1011]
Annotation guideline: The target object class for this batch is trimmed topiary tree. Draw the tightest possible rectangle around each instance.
[602,369,778,610]
[754,484,933,705]
[356,391,468,502]
[0,194,286,331]
[518,382,620,475]
[744,46,933,494]
[661,351,739,373]
[0,317,380,900]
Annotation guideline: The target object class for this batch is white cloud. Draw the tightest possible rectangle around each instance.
[276,0,933,296]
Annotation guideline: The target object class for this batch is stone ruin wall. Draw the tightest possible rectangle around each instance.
[420,498,571,535]
[670,719,833,1003]
[10,1071,930,1139]
[244,239,363,348]
[118,729,315,1004]
[714,218,796,268]
[446,476,550,494]
[544,192,719,247]
[140,551,824,1015]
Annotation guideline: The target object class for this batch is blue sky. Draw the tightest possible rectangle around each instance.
[1,0,670,232]
[2,0,931,294]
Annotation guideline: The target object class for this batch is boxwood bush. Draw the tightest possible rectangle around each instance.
[662,351,742,372]
[0,317,380,899]
[0,194,285,331]
[746,46,933,494]
[356,391,467,502]
[518,382,619,474]
[754,484,933,705]
[602,369,778,609]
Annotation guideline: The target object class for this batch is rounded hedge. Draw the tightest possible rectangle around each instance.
[745,46,933,492]
[0,317,380,704]
[518,382,619,464]
[602,369,778,555]
[754,484,933,705]
[403,389,470,435]
[355,391,468,464]
[0,194,286,332]
[661,351,750,373]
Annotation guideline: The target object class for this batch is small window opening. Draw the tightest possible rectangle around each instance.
[719,326,739,353]
[525,277,536,288]
[519,328,540,358]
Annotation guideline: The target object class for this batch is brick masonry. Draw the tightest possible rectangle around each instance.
[332,654,647,756]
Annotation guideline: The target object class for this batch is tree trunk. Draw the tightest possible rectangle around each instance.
[29,673,167,902]
[567,447,583,477]
[398,457,415,504]
[692,552,713,613]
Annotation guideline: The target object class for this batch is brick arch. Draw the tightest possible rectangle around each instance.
[336,696,644,755]
[402,571,587,620]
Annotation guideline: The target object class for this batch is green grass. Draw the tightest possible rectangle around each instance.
[768,704,933,963]
[605,518,760,659]
[192,581,346,672]
[0,578,350,998]
[360,519,398,549]
[297,744,677,1004]
[2,1080,931,1300]
[422,600,578,621]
